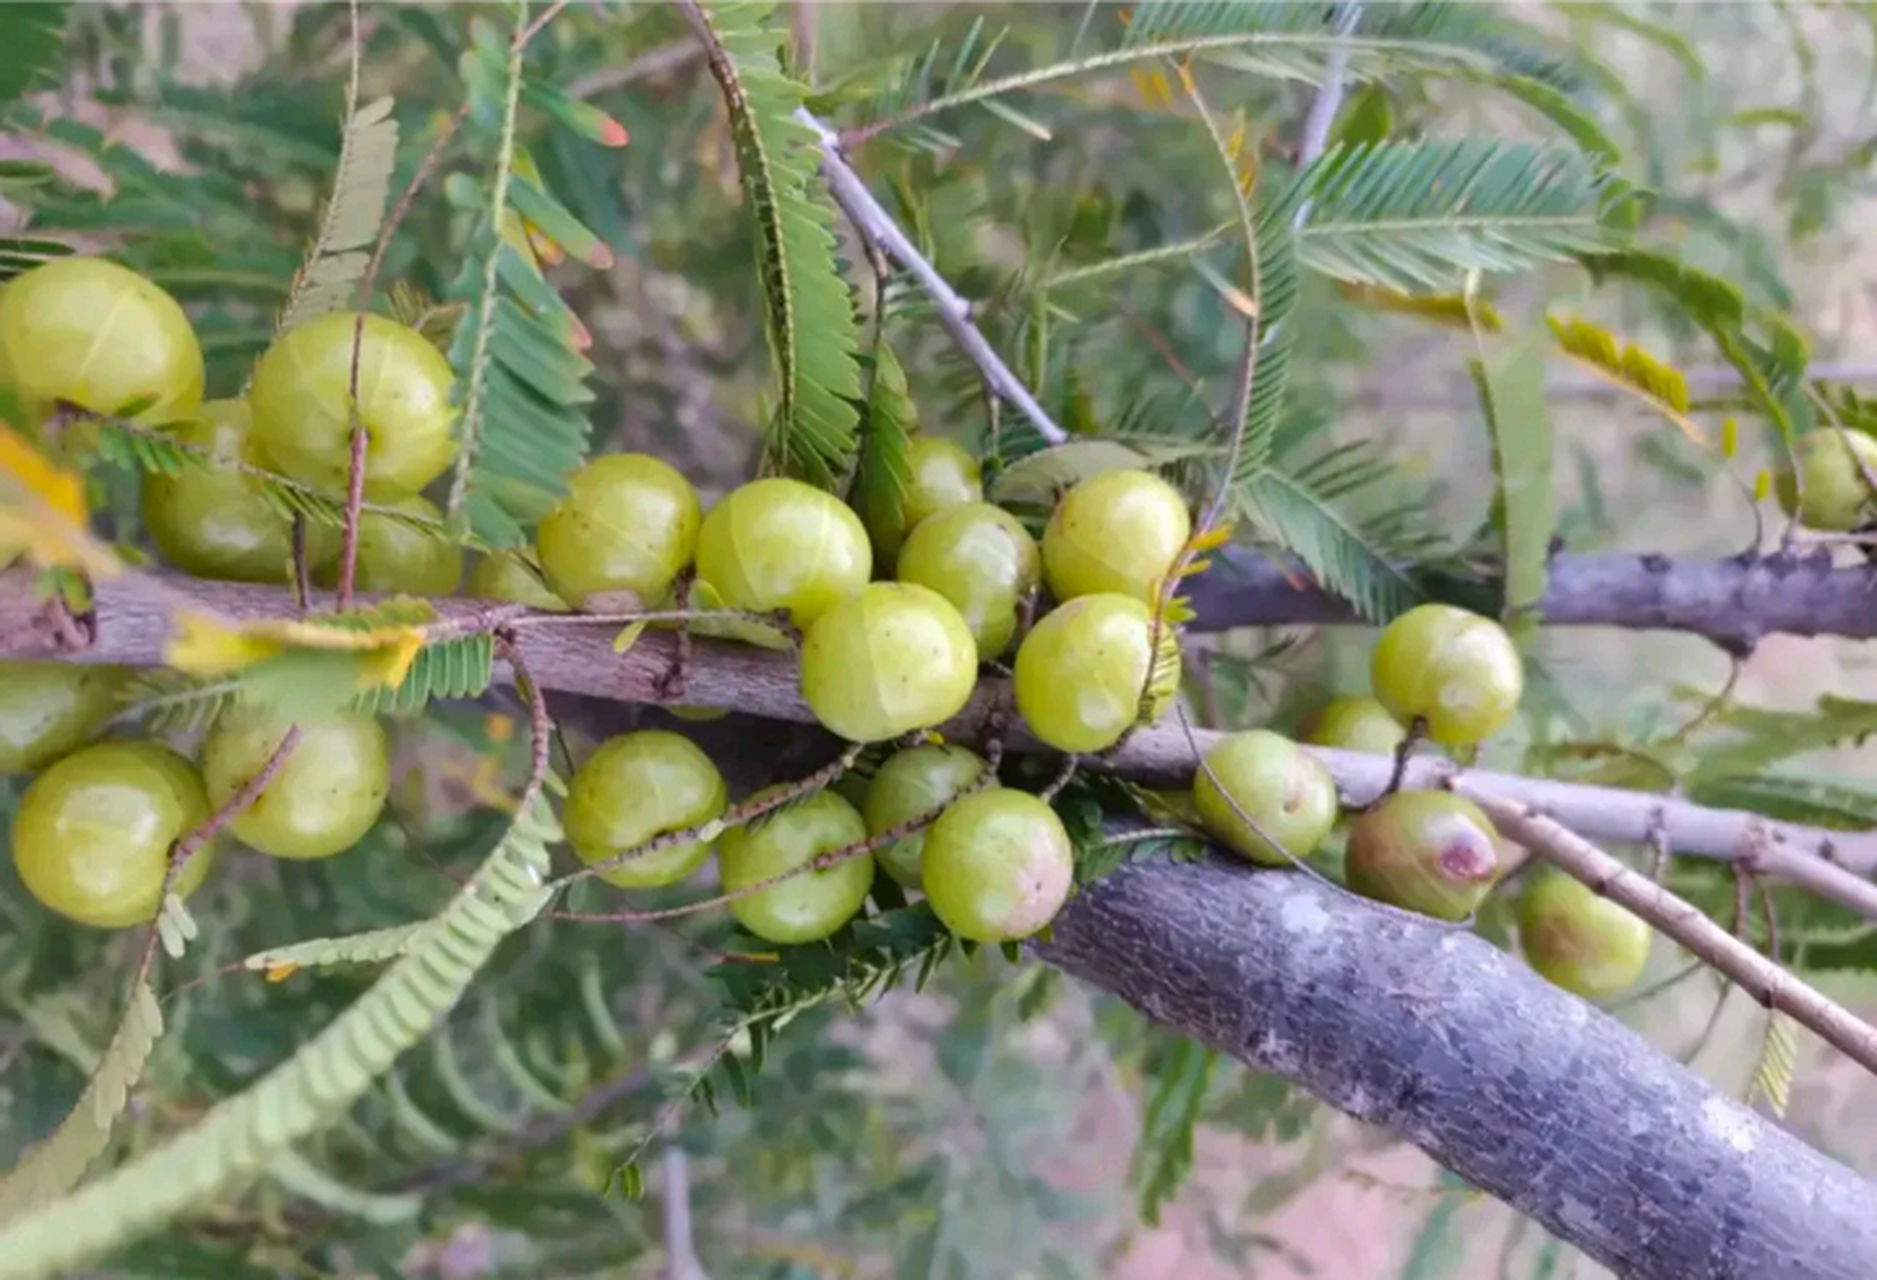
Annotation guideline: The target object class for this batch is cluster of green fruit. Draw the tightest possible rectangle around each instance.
[0,256,464,593]
[534,446,1194,948]
[1184,602,1650,1000]
[0,659,388,929]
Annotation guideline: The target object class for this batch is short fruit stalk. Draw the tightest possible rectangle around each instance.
[1344,790,1504,921]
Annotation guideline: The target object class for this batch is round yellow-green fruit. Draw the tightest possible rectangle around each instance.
[1775,429,1877,532]
[1370,604,1524,747]
[466,549,568,610]
[314,494,462,596]
[247,310,455,497]
[1040,468,1191,604]
[202,706,390,860]
[1300,695,1406,756]
[920,788,1074,943]
[1192,729,1340,867]
[0,661,129,774]
[799,582,979,744]
[563,730,728,888]
[865,435,983,559]
[1013,593,1181,753]
[535,453,702,609]
[1517,867,1652,999]
[861,743,987,887]
[141,398,338,584]
[0,256,204,429]
[893,501,1040,658]
[1344,790,1503,921]
[717,787,873,944]
[12,739,218,928]
[693,477,872,629]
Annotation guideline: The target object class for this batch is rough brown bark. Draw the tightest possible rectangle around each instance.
[1038,848,1877,1280]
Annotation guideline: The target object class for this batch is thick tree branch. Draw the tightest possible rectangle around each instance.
[10,570,1877,883]
[1036,849,1877,1280]
[1186,544,1877,650]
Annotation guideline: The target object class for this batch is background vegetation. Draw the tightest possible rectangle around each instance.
[3,3,1877,1277]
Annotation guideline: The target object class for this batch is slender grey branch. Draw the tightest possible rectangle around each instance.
[795,109,1069,445]
[11,570,1877,882]
[1036,848,1877,1280]
[1185,544,1877,652]
[1295,1,1360,168]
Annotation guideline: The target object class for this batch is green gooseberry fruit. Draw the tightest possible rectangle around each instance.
[563,730,728,889]
[1370,604,1524,747]
[693,477,872,630]
[247,310,455,497]
[465,548,569,610]
[1192,729,1340,867]
[861,743,988,887]
[0,661,130,774]
[865,435,984,560]
[1774,429,1877,532]
[799,582,979,744]
[894,501,1040,658]
[141,398,339,583]
[1041,468,1192,604]
[202,706,390,860]
[1517,867,1652,999]
[717,787,873,944]
[535,453,702,609]
[1300,694,1407,755]
[920,788,1075,943]
[1344,790,1503,921]
[11,739,218,928]
[313,494,463,596]
[0,256,204,430]
[1013,593,1181,754]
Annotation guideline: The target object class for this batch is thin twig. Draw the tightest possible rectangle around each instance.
[795,109,1067,446]
[1295,3,1360,169]
[661,1145,713,1280]
[1465,792,1877,1078]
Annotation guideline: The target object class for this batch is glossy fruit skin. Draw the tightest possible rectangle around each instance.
[1517,868,1652,998]
[862,744,987,887]
[1775,429,1877,531]
[0,662,129,774]
[865,436,984,559]
[1041,469,1191,604]
[1300,695,1407,756]
[1013,593,1181,753]
[247,311,455,497]
[142,398,339,584]
[693,477,872,629]
[894,501,1040,657]
[563,731,728,888]
[921,788,1074,943]
[12,740,217,928]
[1344,790,1502,921]
[535,453,702,608]
[1370,604,1524,747]
[203,706,389,860]
[0,257,204,428]
[313,494,462,596]
[717,787,872,944]
[1192,730,1339,867]
[466,549,568,611]
[799,583,979,743]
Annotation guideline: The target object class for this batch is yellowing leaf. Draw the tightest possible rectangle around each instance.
[0,425,122,578]
[1721,416,1739,459]
[166,609,430,691]
[611,620,648,654]
[1130,66,1172,110]
[1754,467,1773,501]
